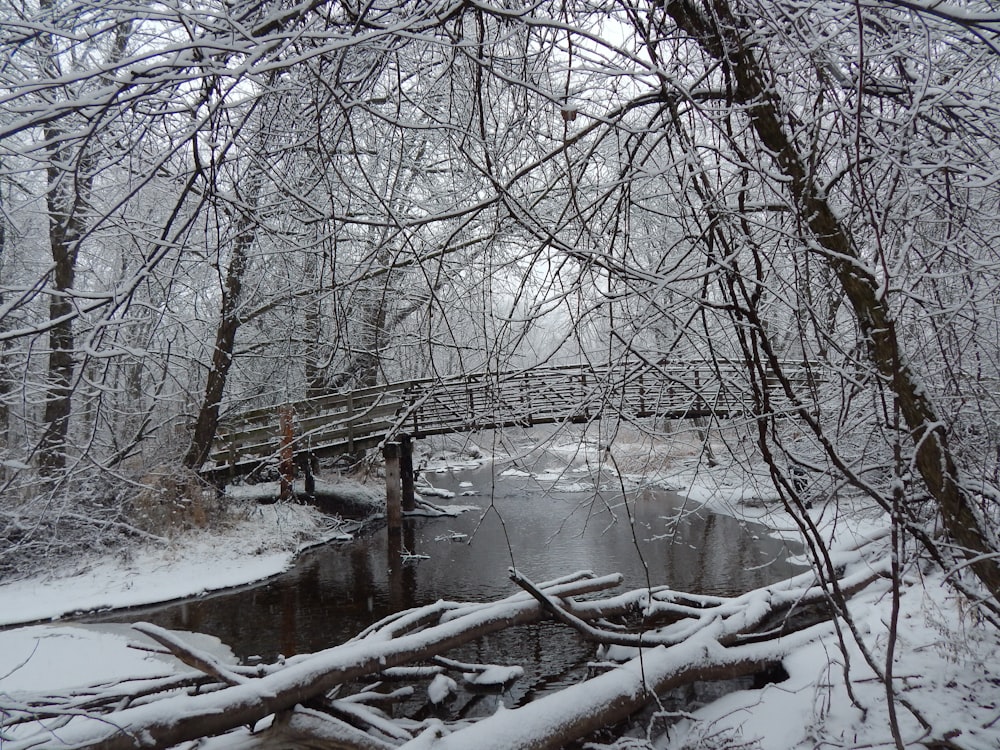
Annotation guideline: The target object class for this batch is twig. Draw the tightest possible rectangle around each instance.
[509,568,647,647]
[132,623,248,686]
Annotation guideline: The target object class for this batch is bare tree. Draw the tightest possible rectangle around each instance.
[654,0,1000,599]
[182,106,267,471]
[25,2,133,473]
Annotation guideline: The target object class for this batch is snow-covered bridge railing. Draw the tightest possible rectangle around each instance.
[208,382,411,476]
[398,361,780,437]
[204,360,819,480]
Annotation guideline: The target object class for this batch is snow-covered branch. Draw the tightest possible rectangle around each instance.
[4,559,890,750]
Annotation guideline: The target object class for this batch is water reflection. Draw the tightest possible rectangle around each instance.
[88,459,802,698]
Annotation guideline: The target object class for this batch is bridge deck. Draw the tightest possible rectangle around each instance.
[205,361,814,479]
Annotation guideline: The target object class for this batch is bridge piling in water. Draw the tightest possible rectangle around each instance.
[399,434,416,513]
[384,442,402,529]
[384,437,416,528]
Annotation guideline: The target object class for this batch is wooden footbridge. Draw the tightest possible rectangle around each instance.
[205,360,815,482]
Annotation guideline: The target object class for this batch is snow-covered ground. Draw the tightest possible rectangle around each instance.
[0,623,237,694]
[663,569,1000,749]
[2,439,999,749]
[0,497,343,742]
[0,495,353,628]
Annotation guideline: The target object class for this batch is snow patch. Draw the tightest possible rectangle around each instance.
[461,664,524,688]
[428,673,458,704]
[0,500,341,626]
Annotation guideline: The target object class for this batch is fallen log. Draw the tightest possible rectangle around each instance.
[7,551,888,750]
[404,622,834,750]
[6,573,623,750]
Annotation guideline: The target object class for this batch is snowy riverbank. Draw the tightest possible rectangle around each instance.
[2,446,1000,749]
[0,498,345,628]
[0,460,472,629]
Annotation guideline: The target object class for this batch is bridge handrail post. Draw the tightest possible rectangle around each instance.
[346,391,355,454]
[404,383,421,437]
[639,368,645,414]
[278,404,295,501]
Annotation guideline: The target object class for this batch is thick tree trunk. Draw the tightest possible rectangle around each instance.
[663,0,1000,602]
[37,146,86,475]
[34,7,131,476]
[183,224,254,471]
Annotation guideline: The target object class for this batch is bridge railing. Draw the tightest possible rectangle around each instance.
[400,365,598,436]
[205,360,823,476]
[210,382,411,472]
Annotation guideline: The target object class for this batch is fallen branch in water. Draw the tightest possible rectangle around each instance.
[5,550,888,750]
[405,620,834,750]
[4,572,622,750]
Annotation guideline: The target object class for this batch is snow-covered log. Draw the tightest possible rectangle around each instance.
[5,573,620,750]
[512,558,886,649]
[404,623,832,750]
[5,560,886,750]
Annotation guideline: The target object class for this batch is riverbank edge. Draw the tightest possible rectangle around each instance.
[0,463,485,629]
[0,452,839,629]
[0,498,350,629]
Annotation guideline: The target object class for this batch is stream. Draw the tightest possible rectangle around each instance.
[84,450,804,725]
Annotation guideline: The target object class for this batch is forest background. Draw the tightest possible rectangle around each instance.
[3,1,1000,748]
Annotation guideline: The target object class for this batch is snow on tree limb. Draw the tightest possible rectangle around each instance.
[5,573,619,750]
[5,562,889,750]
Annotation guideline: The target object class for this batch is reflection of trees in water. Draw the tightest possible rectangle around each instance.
[278,582,297,657]
[388,524,418,612]
[86,478,801,673]
[628,493,793,597]
[349,543,376,611]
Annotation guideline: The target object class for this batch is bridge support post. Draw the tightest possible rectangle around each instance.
[399,434,415,512]
[300,452,316,499]
[384,442,402,529]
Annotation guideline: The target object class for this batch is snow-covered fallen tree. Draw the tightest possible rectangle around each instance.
[2,536,900,750]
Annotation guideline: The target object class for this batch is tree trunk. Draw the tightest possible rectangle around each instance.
[662,0,1000,601]
[36,140,86,475]
[35,0,83,474]
[0,166,10,463]
[303,245,329,399]
[34,6,132,476]
[182,216,255,471]
[0,256,12,484]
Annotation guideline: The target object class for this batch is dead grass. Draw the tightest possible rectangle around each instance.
[130,467,225,536]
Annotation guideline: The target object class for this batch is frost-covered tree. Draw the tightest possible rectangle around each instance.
[4,0,1000,747]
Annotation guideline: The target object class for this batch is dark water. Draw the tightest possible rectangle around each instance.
[87,456,802,715]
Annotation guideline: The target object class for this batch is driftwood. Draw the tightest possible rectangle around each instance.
[3,551,887,750]
[414,622,831,750]
[3,572,619,750]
